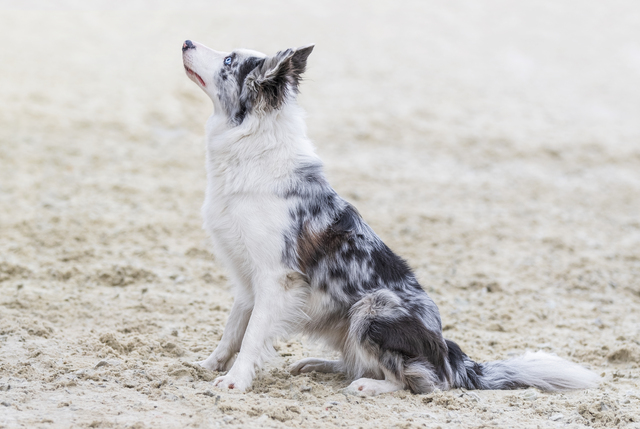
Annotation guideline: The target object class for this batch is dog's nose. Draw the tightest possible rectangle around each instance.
[182,40,195,52]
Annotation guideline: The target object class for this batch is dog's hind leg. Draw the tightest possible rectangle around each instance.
[341,290,447,396]
[290,358,344,375]
[343,355,439,396]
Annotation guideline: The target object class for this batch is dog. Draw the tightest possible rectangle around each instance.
[181,40,599,396]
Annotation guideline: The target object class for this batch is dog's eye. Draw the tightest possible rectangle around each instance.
[224,56,232,66]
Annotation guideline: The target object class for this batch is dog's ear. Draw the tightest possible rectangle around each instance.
[247,44,314,108]
[290,44,314,79]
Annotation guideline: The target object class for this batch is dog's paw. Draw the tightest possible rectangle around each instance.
[289,358,312,375]
[290,358,340,375]
[195,351,234,371]
[213,374,251,392]
[195,358,225,372]
[345,378,402,397]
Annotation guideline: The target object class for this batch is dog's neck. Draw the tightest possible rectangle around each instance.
[204,100,320,192]
[206,101,309,152]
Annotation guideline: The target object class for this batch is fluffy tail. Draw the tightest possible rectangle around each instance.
[446,340,599,391]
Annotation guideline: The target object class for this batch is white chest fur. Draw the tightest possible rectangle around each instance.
[202,184,290,277]
[201,109,317,283]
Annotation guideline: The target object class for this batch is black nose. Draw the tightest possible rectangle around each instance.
[182,40,194,52]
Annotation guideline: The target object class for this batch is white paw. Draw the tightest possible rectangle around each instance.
[345,378,402,396]
[213,374,250,392]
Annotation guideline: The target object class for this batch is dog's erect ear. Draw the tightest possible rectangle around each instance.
[290,44,314,78]
[247,44,314,108]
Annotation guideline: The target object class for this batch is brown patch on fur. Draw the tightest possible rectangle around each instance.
[284,272,306,290]
[296,219,352,274]
[296,221,324,273]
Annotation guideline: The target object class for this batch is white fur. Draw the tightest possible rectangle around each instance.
[481,351,600,391]
[187,43,320,391]
[345,378,404,396]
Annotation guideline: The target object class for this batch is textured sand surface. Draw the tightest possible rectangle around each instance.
[1,2,640,428]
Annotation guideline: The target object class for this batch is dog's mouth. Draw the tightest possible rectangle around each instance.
[184,65,206,87]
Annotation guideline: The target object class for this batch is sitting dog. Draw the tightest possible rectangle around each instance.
[181,40,599,395]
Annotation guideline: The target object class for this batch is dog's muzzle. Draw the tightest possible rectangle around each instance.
[182,40,195,52]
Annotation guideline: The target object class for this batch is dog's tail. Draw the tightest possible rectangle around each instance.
[446,339,599,391]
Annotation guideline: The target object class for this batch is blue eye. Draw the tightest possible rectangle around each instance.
[224,56,232,65]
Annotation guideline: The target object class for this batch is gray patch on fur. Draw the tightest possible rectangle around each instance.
[215,53,265,125]
[215,45,313,126]
[280,161,452,392]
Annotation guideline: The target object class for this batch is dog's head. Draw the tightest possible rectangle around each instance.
[182,40,314,125]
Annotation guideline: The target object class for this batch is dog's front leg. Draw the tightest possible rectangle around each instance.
[197,291,253,371]
[213,273,301,392]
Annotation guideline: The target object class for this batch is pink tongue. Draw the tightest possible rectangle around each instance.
[185,65,206,87]
[195,73,206,87]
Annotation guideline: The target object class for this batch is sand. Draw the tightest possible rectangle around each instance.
[1,1,640,428]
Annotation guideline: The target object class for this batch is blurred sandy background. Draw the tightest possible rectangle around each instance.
[1,1,639,428]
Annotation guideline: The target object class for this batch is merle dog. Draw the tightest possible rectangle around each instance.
[182,40,598,395]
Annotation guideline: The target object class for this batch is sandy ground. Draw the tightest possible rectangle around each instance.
[1,1,640,428]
